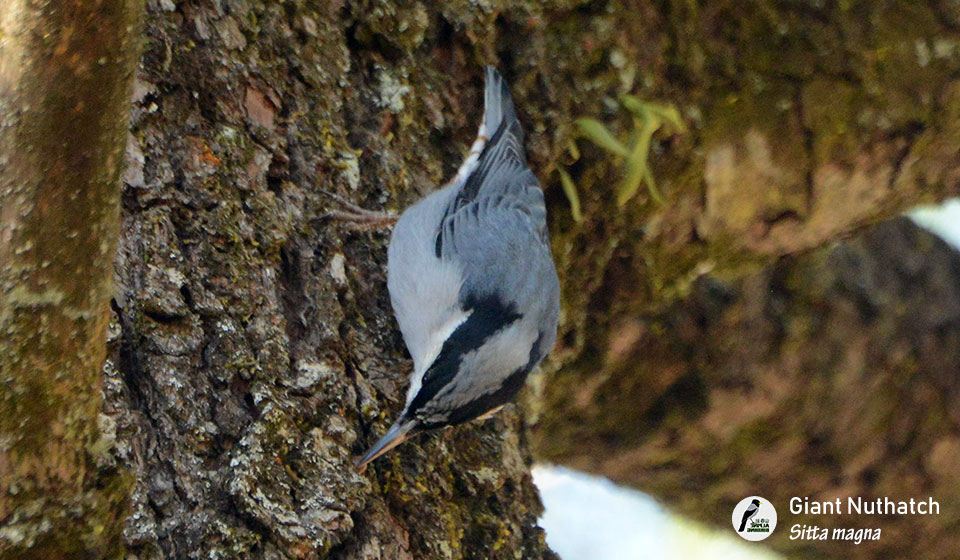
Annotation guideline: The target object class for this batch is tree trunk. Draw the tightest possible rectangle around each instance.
[0,1,143,558]
[107,2,556,559]
[76,0,960,559]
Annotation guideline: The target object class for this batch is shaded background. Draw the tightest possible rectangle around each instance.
[536,201,960,559]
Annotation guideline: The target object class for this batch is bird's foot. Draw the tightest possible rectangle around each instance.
[474,404,505,422]
[317,190,398,232]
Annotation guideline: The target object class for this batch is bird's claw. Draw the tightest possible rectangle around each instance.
[316,189,398,231]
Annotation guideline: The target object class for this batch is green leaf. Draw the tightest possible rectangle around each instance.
[557,168,583,223]
[574,118,629,157]
[643,166,665,205]
[619,94,648,119]
[616,119,657,206]
[643,103,686,134]
[620,96,686,134]
[566,137,580,162]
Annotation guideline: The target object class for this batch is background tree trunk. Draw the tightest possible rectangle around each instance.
[94,1,960,559]
[0,1,143,558]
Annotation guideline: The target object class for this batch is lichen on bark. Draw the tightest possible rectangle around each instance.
[106,1,558,558]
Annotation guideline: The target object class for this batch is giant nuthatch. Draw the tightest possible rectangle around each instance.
[356,67,560,469]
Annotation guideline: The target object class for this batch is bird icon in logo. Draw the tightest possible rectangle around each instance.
[738,499,762,532]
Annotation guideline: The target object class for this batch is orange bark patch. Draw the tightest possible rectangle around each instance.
[245,86,277,129]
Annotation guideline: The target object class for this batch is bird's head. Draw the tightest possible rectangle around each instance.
[404,295,544,427]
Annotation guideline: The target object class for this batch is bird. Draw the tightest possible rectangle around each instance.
[738,499,762,532]
[354,66,560,469]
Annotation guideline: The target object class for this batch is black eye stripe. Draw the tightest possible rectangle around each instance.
[418,330,548,428]
[417,365,527,429]
[407,295,521,416]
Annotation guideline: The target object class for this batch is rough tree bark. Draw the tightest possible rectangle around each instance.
[107,2,556,559]
[82,0,960,559]
[0,0,143,558]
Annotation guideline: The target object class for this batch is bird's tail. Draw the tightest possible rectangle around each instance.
[738,518,748,532]
[450,66,524,190]
[481,66,519,144]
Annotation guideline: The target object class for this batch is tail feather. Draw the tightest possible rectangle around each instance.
[482,66,519,144]
[449,66,525,192]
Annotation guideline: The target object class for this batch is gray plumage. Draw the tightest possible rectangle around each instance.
[356,67,560,468]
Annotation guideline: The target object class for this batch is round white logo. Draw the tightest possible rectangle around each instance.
[732,496,777,541]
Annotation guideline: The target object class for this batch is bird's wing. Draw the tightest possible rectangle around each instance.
[454,66,526,201]
[433,65,553,343]
[439,176,551,306]
[435,66,546,255]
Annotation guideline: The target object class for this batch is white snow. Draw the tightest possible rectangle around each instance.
[909,198,960,251]
[533,465,780,560]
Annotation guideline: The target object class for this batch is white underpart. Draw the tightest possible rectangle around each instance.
[403,307,472,406]
[387,183,468,410]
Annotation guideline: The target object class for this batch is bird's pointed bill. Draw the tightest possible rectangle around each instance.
[355,419,416,470]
